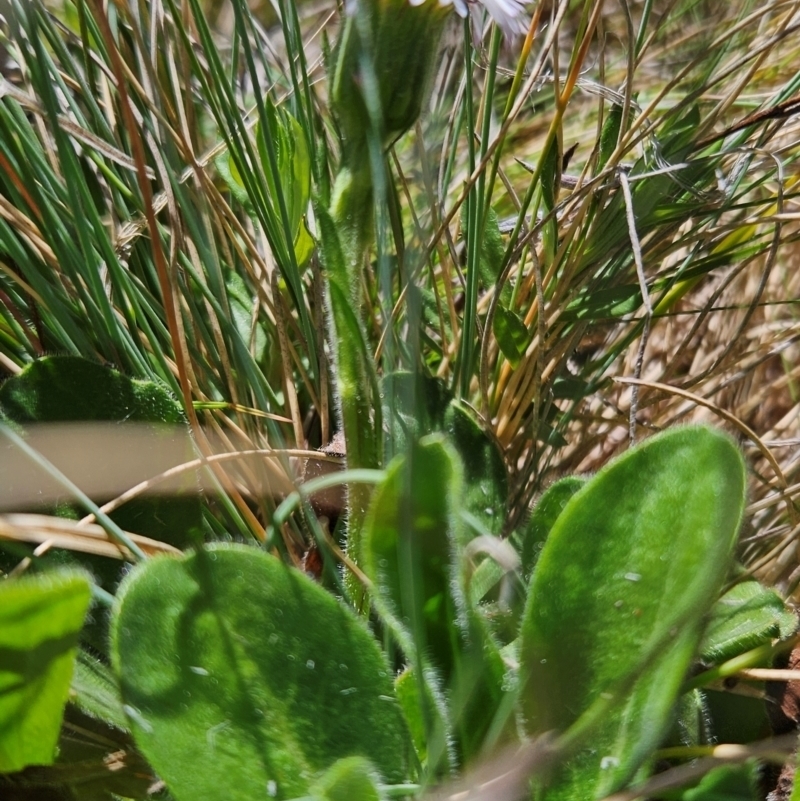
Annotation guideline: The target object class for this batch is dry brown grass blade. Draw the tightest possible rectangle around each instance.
[738,668,800,681]
[422,736,557,801]
[0,513,181,560]
[601,734,798,801]
[0,79,156,178]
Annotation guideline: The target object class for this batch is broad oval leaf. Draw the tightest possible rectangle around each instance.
[0,570,91,772]
[111,544,408,801]
[519,426,745,800]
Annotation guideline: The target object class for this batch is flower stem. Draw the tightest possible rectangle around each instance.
[320,152,382,610]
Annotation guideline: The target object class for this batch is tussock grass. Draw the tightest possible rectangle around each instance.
[3,0,799,597]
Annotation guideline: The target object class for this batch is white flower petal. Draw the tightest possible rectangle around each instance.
[404,0,528,36]
[478,0,529,37]
[450,0,470,18]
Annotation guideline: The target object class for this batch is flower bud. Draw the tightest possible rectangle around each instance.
[329,0,529,157]
[329,0,449,153]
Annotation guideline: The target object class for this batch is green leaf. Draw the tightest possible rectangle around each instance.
[597,103,624,172]
[378,379,507,538]
[216,150,253,210]
[111,544,408,801]
[362,435,460,678]
[294,217,316,270]
[515,476,587,583]
[225,268,268,363]
[0,356,184,424]
[310,756,382,801]
[394,667,453,772]
[478,208,506,293]
[70,649,128,731]
[700,580,797,664]
[520,426,746,800]
[444,401,507,538]
[468,555,508,605]
[394,669,428,766]
[493,307,530,369]
[451,609,511,761]
[551,377,593,400]
[0,570,91,773]
[316,199,381,607]
[464,536,525,650]
[363,435,511,763]
[536,418,568,448]
[666,762,760,801]
[218,100,312,270]
[702,688,769,745]
[380,370,451,460]
[670,688,705,748]
[257,99,312,252]
[540,137,560,264]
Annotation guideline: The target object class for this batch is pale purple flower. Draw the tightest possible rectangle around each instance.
[408,0,529,39]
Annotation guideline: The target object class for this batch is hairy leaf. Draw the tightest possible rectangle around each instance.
[111,544,408,801]
[70,649,128,731]
[0,355,183,424]
[363,435,510,762]
[445,402,507,538]
[516,475,587,583]
[520,426,745,800]
[394,667,453,772]
[669,762,760,800]
[701,580,797,664]
[362,435,460,677]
